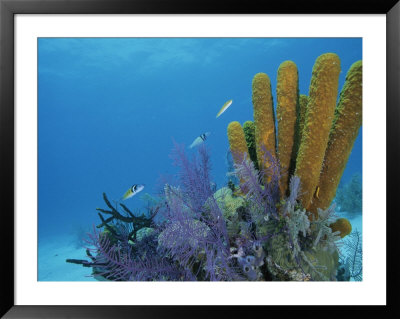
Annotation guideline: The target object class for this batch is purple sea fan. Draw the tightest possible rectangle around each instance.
[86,225,189,281]
[161,143,239,280]
[233,146,281,220]
[170,142,215,214]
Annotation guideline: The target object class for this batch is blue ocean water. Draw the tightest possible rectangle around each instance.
[38,38,362,281]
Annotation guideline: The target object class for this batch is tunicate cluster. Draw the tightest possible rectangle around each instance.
[234,241,266,281]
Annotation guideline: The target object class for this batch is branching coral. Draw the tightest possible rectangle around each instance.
[96,192,158,241]
[67,190,193,281]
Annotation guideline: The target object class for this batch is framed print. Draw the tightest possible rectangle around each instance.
[1,0,399,317]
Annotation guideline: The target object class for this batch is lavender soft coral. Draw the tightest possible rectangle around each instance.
[159,143,239,281]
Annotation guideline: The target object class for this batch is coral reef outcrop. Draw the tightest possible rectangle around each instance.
[68,52,362,283]
[227,52,360,225]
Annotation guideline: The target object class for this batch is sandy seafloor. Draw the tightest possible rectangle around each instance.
[38,212,362,282]
[38,234,96,281]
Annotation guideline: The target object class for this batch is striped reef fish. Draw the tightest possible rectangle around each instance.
[189,132,211,149]
[216,99,233,118]
[122,184,145,200]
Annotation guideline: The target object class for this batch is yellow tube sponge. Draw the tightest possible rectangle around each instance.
[292,94,309,175]
[276,61,299,196]
[297,94,309,147]
[329,218,352,238]
[252,73,277,174]
[243,121,259,170]
[227,121,249,165]
[294,53,341,214]
[309,61,362,213]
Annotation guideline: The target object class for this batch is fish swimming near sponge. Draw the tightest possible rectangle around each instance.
[122,184,145,200]
[216,99,233,118]
[189,132,211,149]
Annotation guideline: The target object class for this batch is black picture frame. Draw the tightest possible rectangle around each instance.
[1,0,398,317]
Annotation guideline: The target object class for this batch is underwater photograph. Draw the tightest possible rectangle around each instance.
[38,38,362,282]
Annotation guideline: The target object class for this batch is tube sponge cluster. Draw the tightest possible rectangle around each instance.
[227,52,362,229]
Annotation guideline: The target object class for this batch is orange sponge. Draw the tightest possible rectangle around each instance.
[329,218,352,238]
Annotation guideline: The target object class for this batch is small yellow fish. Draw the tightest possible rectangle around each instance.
[314,186,320,199]
[216,99,233,118]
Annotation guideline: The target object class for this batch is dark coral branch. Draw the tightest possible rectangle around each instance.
[119,203,135,218]
[66,258,108,268]
[96,194,134,223]
[96,213,114,229]
[95,193,158,243]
